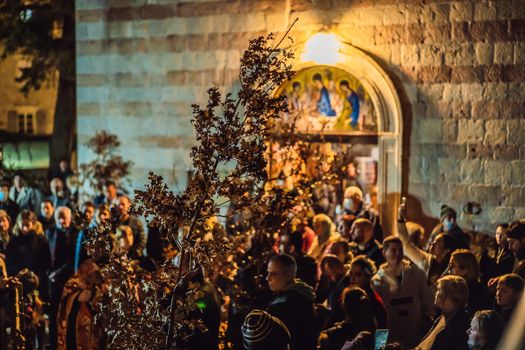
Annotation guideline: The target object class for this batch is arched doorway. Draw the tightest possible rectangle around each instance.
[275,43,403,235]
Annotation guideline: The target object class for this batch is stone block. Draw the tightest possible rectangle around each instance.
[450,100,471,119]
[489,207,515,225]
[503,186,525,206]
[442,119,457,143]
[484,120,507,144]
[474,42,494,65]
[460,159,484,184]
[409,156,423,183]
[418,66,452,84]
[442,83,462,100]
[468,185,505,206]
[471,99,498,120]
[424,3,450,23]
[502,65,525,83]
[460,83,483,101]
[507,119,525,144]
[484,160,512,185]
[510,161,525,185]
[445,42,476,66]
[401,45,419,67]
[515,207,525,220]
[474,1,497,21]
[423,24,451,44]
[494,42,514,65]
[438,157,461,183]
[107,21,132,39]
[451,67,483,84]
[447,184,471,203]
[419,45,443,66]
[515,42,525,64]
[496,0,516,20]
[481,83,508,100]
[417,118,442,143]
[450,1,473,22]
[458,119,484,144]
[493,145,519,160]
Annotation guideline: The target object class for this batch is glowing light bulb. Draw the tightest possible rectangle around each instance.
[302,33,342,65]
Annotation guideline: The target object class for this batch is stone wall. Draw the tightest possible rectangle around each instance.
[75,0,525,234]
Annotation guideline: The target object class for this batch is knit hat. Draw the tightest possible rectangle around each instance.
[440,205,457,219]
[507,221,525,241]
[242,310,290,350]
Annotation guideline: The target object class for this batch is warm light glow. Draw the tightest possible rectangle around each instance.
[302,33,342,64]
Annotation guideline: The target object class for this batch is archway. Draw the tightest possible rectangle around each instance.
[277,43,403,235]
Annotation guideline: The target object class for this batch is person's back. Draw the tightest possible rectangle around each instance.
[266,254,318,350]
[267,279,318,350]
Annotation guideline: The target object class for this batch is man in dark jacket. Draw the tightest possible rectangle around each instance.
[339,186,383,242]
[416,275,470,350]
[46,206,78,349]
[279,230,317,288]
[348,218,385,269]
[115,195,146,258]
[0,181,19,223]
[429,205,470,250]
[266,254,318,350]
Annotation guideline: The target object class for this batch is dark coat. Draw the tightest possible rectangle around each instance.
[267,281,318,350]
[5,231,51,298]
[318,319,376,350]
[341,202,383,242]
[349,239,385,269]
[425,309,470,350]
[467,280,493,316]
[0,198,19,223]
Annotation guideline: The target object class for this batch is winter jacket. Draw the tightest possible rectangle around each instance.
[372,259,434,347]
[419,308,470,350]
[267,279,319,350]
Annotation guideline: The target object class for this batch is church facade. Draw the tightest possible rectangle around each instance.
[75,0,525,234]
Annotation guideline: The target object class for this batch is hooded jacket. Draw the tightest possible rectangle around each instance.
[267,279,318,350]
[372,259,434,347]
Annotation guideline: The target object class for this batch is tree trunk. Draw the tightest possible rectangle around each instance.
[50,72,76,171]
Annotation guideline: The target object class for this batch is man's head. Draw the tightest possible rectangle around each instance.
[435,275,469,314]
[382,236,404,267]
[55,206,72,230]
[292,81,301,93]
[103,180,118,201]
[406,221,425,249]
[267,254,296,292]
[279,231,303,255]
[96,204,111,224]
[495,223,509,247]
[320,254,345,282]
[13,173,25,189]
[328,239,352,264]
[342,286,370,321]
[343,186,363,212]
[116,195,132,217]
[350,218,373,245]
[82,201,96,223]
[40,199,55,220]
[0,210,10,233]
[507,221,525,260]
[50,177,64,197]
[467,310,504,350]
[17,210,37,235]
[440,205,458,232]
[429,233,454,260]
[449,250,480,282]
[116,225,134,253]
[349,255,376,289]
[59,159,69,173]
[496,273,524,309]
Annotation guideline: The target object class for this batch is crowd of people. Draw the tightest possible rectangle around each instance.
[0,161,524,350]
